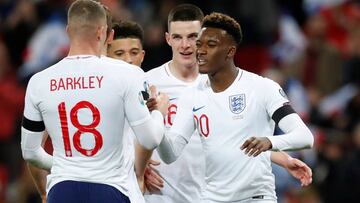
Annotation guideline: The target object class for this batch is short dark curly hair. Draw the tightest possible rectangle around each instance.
[202,12,242,45]
[112,21,144,45]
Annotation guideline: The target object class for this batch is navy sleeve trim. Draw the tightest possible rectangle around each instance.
[22,116,45,132]
[272,105,296,125]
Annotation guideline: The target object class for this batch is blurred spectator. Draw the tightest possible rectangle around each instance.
[336,123,360,202]
[271,13,307,66]
[2,0,39,68]
[344,91,360,131]
[301,14,343,95]
[313,129,347,203]
[0,37,25,202]
[17,1,69,83]
[263,67,310,120]
[343,26,360,86]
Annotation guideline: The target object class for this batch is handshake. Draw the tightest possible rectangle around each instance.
[142,84,169,117]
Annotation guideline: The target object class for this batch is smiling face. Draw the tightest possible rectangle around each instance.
[107,37,145,67]
[196,27,235,75]
[166,20,201,68]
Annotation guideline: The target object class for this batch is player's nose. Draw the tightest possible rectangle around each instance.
[181,38,190,48]
[124,53,133,64]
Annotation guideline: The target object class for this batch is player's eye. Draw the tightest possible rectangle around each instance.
[131,51,139,56]
[115,51,124,56]
[172,35,181,40]
[196,41,201,48]
[207,43,216,48]
[188,34,198,40]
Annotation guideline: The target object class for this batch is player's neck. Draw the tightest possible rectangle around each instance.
[209,64,239,93]
[169,60,199,82]
[68,39,102,57]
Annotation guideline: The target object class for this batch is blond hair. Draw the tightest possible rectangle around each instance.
[67,0,107,36]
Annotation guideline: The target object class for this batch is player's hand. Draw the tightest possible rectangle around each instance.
[144,160,164,194]
[146,85,169,116]
[240,137,272,157]
[284,157,312,187]
[146,85,157,112]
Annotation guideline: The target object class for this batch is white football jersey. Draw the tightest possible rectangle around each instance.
[101,56,146,203]
[144,62,206,203]
[23,55,152,196]
[170,69,290,202]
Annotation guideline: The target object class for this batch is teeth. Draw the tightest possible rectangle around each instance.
[198,59,206,65]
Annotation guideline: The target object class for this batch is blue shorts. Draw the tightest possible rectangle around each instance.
[47,180,130,203]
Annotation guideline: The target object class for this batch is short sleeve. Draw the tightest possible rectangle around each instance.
[262,78,291,117]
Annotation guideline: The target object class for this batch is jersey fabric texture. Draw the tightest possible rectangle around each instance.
[170,69,291,202]
[23,55,151,196]
[144,61,206,203]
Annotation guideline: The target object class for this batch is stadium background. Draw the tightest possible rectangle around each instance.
[0,0,359,202]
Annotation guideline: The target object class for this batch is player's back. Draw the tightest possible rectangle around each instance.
[27,55,146,195]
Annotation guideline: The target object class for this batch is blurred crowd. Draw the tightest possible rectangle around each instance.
[0,0,359,202]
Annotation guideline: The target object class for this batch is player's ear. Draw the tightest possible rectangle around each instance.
[140,50,145,63]
[165,32,172,46]
[227,45,236,59]
[95,26,102,41]
[106,29,114,43]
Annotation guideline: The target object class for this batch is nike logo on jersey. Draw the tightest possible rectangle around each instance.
[192,106,205,112]
[169,97,178,101]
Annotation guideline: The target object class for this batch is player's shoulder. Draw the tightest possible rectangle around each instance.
[101,56,141,72]
[145,61,168,79]
[28,58,64,83]
[241,69,280,88]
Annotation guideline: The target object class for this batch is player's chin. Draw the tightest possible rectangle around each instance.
[198,65,210,74]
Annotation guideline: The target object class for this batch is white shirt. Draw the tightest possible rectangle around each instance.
[144,62,206,203]
[23,55,152,195]
[165,69,291,202]
[101,56,146,203]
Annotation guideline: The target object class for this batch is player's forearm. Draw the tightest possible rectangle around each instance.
[21,127,52,171]
[270,151,291,167]
[157,132,188,164]
[132,110,165,150]
[27,163,48,199]
[134,141,153,177]
[267,114,314,151]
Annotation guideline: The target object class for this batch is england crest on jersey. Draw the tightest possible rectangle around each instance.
[229,94,246,114]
